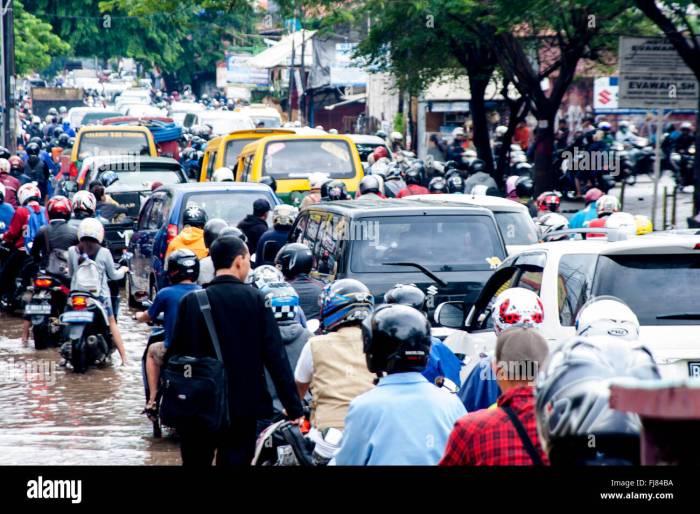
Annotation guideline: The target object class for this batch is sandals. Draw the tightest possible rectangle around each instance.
[142,402,159,422]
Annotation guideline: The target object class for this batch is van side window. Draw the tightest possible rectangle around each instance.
[242,155,253,182]
[206,151,217,180]
[138,198,154,230]
[304,213,323,270]
[293,212,309,242]
[314,214,343,278]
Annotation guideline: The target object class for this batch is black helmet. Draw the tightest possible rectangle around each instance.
[386,164,403,180]
[53,126,64,139]
[359,175,381,195]
[469,158,486,175]
[405,167,421,185]
[0,147,10,159]
[167,248,200,284]
[320,278,374,332]
[275,242,313,278]
[26,142,40,156]
[203,218,228,249]
[446,174,464,194]
[515,176,534,198]
[383,284,426,312]
[428,176,446,193]
[326,180,348,201]
[100,170,119,188]
[536,336,660,465]
[362,304,432,374]
[514,162,533,176]
[183,204,207,228]
[260,175,277,192]
[218,225,248,243]
[57,133,71,148]
[319,179,333,200]
[29,136,43,148]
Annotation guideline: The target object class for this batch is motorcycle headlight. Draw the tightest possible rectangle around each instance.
[690,147,696,155]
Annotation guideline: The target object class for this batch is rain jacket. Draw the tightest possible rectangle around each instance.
[164,226,207,261]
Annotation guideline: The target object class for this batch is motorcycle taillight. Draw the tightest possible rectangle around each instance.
[71,296,89,310]
[34,278,53,288]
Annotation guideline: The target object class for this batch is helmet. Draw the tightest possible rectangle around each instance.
[515,176,534,198]
[495,126,508,136]
[362,304,431,374]
[275,243,313,278]
[18,182,41,205]
[53,126,64,138]
[100,170,119,188]
[272,204,298,228]
[167,248,200,284]
[372,146,389,161]
[309,172,329,190]
[218,226,247,243]
[390,131,403,142]
[618,120,630,129]
[203,218,229,249]
[59,106,67,114]
[260,281,300,322]
[326,180,348,201]
[375,130,388,139]
[537,213,569,240]
[404,167,421,185]
[598,121,612,131]
[575,296,640,341]
[605,212,636,237]
[446,173,464,194]
[386,164,403,180]
[451,127,465,139]
[260,175,277,192]
[469,158,486,175]
[584,187,603,205]
[212,167,234,182]
[383,284,426,312]
[680,121,692,130]
[48,107,58,117]
[8,155,22,170]
[505,175,519,198]
[536,191,562,213]
[596,194,619,216]
[428,176,447,193]
[25,142,40,156]
[320,278,374,332]
[634,214,653,235]
[46,195,72,220]
[359,175,382,196]
[31,115,40,124]
[57,133,71,147]
[183,204,207,228]
[77,217,105,243]
[0,147,10,159]
[513,161,533,176]
[72,190,97,214]
[249,264,284,289]
[492,287,544,335]
[536,336,660,465]
[0,158,8,173]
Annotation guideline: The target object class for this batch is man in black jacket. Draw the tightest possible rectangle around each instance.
[168,235,304,466]
[237,198,270,258]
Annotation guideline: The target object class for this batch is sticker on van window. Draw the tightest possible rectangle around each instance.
[486,256,502,269]
[321,142,350,161]
[266,142,286,156]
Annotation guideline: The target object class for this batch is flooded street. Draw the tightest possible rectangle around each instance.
[0,295,181,465]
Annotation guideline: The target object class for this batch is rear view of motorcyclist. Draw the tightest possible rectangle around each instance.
[569,187,602,229]
[0,183,14,234]
[198,218,228,285]
[0,158,20,207]
[23,142,50,199]
[514,176,537,217]
[464,159,497,194]
[428,176,447,194]
[357,175,385,199]
[68,191,97,230]
[396,168,429,198]
[165,205,208,261]
[382,166,407,198]
[588,194,619,236]
[255,204,297,267]
[275,242,323,321]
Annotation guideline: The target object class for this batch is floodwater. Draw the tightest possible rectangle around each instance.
[0,295,181,465]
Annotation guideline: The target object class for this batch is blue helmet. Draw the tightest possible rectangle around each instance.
[320,279,374,332]
[260,281,300,322]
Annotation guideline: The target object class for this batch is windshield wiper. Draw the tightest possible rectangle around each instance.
[382,262,448,287]
[656,313,700,320]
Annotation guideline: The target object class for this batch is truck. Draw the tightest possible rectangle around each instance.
[31,87,84,119]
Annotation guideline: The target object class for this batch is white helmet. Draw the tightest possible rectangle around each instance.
[605,212,636,237]
[390,131,403,141]
[681,121,692,130]
[451,127,465,138]
[308,172,329,190]
[537,212,569,241]
[495,125,508,136]
[272,204,298,227]
[17,182,41,205]
[492,287,545,335]
[596,194,619,216]
[212,167,234,182]
[77,217,105,244]
[72,190,97,214]
[575,296,640,341]
[0,158,9,173]
[248,264,284,289]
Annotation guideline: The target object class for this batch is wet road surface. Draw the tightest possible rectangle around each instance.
[0,295,181,465]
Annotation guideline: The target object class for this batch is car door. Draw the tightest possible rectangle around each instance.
[130,197,154,293]
[130,191,170,293]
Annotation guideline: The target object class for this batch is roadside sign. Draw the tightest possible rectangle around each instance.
[593,76,619,111]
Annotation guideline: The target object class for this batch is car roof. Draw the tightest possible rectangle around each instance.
[85,155,179,166]
[160,182,276,195]
[411,194,529,213]
[346,134,386,145]
[599,234,700,255]
[304,197,493,218]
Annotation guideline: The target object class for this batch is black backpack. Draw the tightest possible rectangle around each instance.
[160,289,230,433]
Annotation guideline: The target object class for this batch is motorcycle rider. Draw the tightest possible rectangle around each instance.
[237,198,270,256]
[464,159,498,194]
[587,194,619,236]
[382,165,407,198]
[575,296,640,341]
[255,204,298,267]
[357,175,386,199]
[136,249,201,417]
[535,191,562,213]
[397,168,429,198]
[0,184,14,235]
[514,176,537,217]
[198,218,228,285]
[446,172,465,194]
[0,158,20,207]
[165,205,208,261]
[536,212,569,241]
[325,180,350,201]
[68,191,97,230]
[300,173,329,210]
[275,242,323,321]
[334,304,466,465]
[23,142,50,199]
[294,279,376,430]
[67,218,128,364]
[92,174,128,223]
[569,187,602,229]
[428,176,447,194]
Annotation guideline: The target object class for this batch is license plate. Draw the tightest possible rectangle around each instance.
[61,311,94,323]
[24,304,51,315]
[689,362,700,378]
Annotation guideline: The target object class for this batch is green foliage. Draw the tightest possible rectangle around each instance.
[14,0,71,75]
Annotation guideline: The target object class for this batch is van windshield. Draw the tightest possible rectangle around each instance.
[77,131,151,158]
[350,215,505,273]
[263,139,355,179]
[224,139,255,167]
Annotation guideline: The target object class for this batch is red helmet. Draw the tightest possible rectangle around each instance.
[372,146,389,161]
[8,155,22,170]
[536,191,561,213]
[47,195,73,220]
[584,187,603,205]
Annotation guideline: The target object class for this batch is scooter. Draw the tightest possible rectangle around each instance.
[138,299,166,438]
[24,272,70,350]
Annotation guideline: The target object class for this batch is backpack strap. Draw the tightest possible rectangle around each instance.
[501,404,544,466]
[194,289,224,362]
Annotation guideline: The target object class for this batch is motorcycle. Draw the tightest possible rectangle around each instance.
[59,292,114,373]
[24,272,70,350]
[138,299,166,438]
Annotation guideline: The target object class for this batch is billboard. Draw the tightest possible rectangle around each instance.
[226,53,270,87]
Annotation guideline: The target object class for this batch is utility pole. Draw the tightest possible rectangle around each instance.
[286,6,296,123]
[0,0,15,151]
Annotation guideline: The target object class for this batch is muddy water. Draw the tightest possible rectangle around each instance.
[0,296,181,465]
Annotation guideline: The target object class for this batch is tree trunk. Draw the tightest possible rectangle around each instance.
[533,115,556,194]
[468,73,495,175]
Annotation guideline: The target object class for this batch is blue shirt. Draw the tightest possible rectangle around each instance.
[148,283,201,347]
[568,201,598,229]
[0,203,14,234]
[458,356,501,412]
[422,337,463,387]
[334,372,467,465]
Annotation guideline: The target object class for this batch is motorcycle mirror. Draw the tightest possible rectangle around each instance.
[434,301,467,329]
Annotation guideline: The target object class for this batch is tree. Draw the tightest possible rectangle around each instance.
[635,0,700,221]
[14,0,70,75]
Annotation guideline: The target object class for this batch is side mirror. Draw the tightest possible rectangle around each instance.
[434,301,467,329]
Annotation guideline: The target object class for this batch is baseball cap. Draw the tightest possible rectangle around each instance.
[253,198,271,216]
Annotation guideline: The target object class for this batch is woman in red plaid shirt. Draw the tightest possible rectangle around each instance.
[440,328,550,466]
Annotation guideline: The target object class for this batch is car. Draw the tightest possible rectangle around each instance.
[234,104,283,128]
[127,182,281,304]
[183,110,255,135]
[66,107,121,129]
[434,233,700,380]
[411,194,540,254]
[289,198,507,324]
[169,101,205,126]
[346,134,392,162]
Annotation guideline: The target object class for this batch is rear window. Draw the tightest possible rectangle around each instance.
[494,211,539,246]
[592,254,700,325]
[182,191,275,228]
[199,114,255,135]
[224,139,255,167]
[263,139,355,179]
[355,143,387,162]
[80,111,121,126]
[251,117,281,128]
[96,168,184,187]
[78,131,151,158]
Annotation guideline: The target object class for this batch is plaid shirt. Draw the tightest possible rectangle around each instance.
[439,385,549,466]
